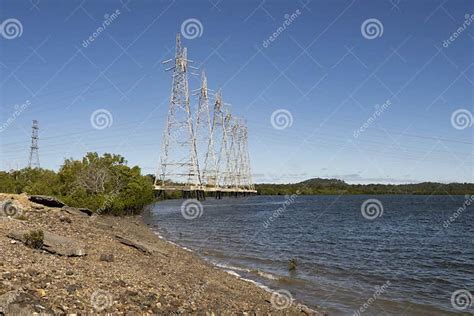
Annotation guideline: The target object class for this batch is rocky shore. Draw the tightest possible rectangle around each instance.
[0,193,323,315]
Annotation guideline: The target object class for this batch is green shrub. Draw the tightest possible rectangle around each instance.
[24,230,44,249]
[0,152,155,216]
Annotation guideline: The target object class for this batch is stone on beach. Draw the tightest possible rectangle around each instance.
[7,230,87,257]
[28,195,66,208]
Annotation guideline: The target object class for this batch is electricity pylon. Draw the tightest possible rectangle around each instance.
[210,90,229,188]
[155,34,201,189]
[195,72,218,188]
[240,121,254,190]
[221,109,235,188]
[28,120,40,169]
[226,117,241,189]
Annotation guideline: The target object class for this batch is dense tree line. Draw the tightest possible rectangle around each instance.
[255,178,474,195]
[0,152,155,215]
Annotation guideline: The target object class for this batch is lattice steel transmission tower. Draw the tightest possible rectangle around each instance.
[240,121,254,190]
[155,34,201,189]
[217,98,233,188]
[225,117,240,189]
[196,72,218,187]
[208,90,228,188]
[28,120,40,168]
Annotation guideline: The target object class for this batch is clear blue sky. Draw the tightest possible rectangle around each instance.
[0,0,473,184]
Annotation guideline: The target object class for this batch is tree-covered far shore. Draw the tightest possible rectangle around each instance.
[255,178,474,196]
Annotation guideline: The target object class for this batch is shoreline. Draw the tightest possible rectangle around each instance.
[145,219,299,310]
[144,203,324,314]
[0,193,323,315]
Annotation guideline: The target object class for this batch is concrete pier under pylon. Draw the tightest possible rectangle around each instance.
[154,185,257,200]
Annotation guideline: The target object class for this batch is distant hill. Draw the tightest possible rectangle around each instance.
[297,178,348,187]
[255,178,474,195]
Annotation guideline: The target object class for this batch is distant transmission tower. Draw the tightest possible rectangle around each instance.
[28,120,40,168]
[155,33,201,189]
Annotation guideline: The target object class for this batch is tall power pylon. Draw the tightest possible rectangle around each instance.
[154,33,256,198]
[28,120,40,168]
[196,72,218,187]
[240,121,254,190]
[219,103,233,188]
[156,34,201,189]
[226,117,240,189]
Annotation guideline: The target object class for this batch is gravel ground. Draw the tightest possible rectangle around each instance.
[0,193,324,315]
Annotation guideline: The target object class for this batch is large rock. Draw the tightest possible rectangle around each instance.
[28,195,65,208]
[62,206,93,217]
[115,235,151,255]
[7,230,87,257]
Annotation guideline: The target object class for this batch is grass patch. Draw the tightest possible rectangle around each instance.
[24,230,44,249]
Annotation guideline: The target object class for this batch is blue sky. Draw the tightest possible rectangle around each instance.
[0,0,473,184]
